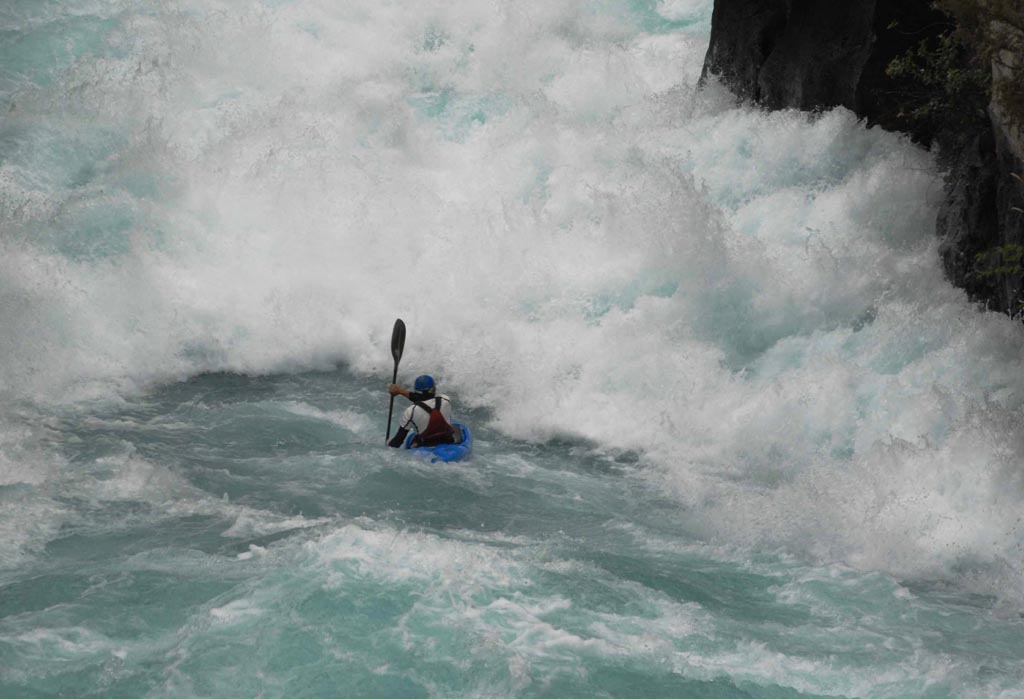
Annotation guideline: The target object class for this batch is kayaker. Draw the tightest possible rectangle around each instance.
[387,375,456,448]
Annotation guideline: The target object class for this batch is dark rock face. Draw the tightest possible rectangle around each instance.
[937,128,1003,306]
[701,0,1024,316]
[854,1,953,142]
[937,124,1024,316]
[989,125,1024,314]
[700,0,789,103]
[700,0,944,137]
[755,1,876,111]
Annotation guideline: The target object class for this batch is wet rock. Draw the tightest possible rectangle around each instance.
[701,0,1024,317]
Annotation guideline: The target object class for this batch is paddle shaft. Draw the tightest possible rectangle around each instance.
[386,361,399,442]
[385,318,406,443]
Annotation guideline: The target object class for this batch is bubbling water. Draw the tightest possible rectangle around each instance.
[2,0,1024,599]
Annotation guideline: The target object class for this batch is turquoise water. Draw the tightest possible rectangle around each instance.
[3,0,1024,697]
[6,371,1024,697]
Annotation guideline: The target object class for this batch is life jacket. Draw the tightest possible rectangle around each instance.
[412,397,455,446]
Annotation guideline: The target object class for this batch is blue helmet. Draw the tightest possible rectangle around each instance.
[414,374,436,395]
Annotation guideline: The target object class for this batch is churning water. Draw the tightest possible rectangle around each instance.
[2,0,1024,696]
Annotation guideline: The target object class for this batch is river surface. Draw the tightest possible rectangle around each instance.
[2,1,1024,697]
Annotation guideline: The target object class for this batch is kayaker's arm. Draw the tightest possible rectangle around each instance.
[387,386,412,447]
[389,384,431,403]
[388,426,409,448]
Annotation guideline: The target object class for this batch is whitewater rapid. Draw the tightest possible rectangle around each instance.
[3,0,1024,696]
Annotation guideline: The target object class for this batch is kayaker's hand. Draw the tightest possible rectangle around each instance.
[388,384,405,397]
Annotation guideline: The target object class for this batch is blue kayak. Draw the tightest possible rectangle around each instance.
[403,421,473,463]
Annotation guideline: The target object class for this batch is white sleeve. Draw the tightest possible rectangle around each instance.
[399,405,416,430]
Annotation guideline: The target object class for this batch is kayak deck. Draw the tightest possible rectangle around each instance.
[402,421,473,463]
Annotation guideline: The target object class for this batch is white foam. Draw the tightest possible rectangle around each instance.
[5,626,116,659]
[221,512,330,539]
[310,522,522,589]
[3,0,1024,600]
[235,544,266,560]
[83,452,195,503]
[0,489,68,569]
[208,598,264,625]
[277,401,374,434]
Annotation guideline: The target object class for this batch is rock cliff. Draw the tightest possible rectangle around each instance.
[701,0,1024,315]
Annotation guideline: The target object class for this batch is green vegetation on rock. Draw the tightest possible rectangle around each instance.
[941,0,1024,131]
[884,0,1023,150]
[885,28,990,150]
[974,243,1024,278]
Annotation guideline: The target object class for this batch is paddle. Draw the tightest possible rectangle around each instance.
[385,318,407,443]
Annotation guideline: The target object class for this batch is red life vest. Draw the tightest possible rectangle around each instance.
[413,397,455,446]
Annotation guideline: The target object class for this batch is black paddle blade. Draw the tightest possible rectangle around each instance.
[386,318,406,444]
[391,318,406,363]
